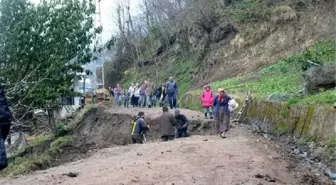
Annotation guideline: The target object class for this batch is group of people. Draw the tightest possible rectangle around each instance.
[201,85,238,138]
[0,77,238,172]
[130,84,238,144]
[109,76,178,110]
[131,107,189,144]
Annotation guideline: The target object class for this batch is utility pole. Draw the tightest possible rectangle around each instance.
[94,0,104,88]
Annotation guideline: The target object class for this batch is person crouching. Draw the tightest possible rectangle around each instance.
[131,112,149,144]
[174,109,188,138]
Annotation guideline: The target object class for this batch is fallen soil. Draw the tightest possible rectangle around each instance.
[71,106,211,149]
[0,106,333,185]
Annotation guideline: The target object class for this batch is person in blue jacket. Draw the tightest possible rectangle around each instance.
[166,76,178,109]
[0,87,12,171]
[213,88,231,138]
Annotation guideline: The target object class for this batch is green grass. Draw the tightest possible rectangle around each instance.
[206,40,336,105]
[28,135,53,147]
[48,135,73,156]
[67,103,94,129]
[209,62,302,97]
[122,54,196,98]
[1,154,53,177]
[228,0,271,22]
[298,90,336,105]
[1,135,73,177]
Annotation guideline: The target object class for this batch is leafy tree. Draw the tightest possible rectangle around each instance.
[0,0,101,134]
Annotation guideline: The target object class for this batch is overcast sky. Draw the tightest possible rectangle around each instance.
[99,0,141,43]
[30,0,141,43]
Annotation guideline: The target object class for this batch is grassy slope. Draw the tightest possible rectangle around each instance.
[0,104,98,177]
[121,1,335,106]
[122,53,195,96]
[1,135,73,177]
[206,40,336,105]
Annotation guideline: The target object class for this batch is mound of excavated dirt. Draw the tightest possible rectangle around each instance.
[73,106,213,149]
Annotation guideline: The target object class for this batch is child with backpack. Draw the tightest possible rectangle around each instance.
[201,85,214,119]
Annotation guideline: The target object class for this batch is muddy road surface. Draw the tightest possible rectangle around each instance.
[0,107,333,185]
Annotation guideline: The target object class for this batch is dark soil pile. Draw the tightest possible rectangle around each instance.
[73,106,213,148]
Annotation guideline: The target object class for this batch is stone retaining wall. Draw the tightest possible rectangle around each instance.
[180,92,336,142]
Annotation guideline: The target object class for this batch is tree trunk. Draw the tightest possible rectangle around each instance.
[144,0,151,28]
[117,5,125,38]
[47,109,57,135]
[83,76,86,94]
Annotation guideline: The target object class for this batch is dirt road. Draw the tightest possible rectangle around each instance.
[0,129,313,185]
[0,107,332,185]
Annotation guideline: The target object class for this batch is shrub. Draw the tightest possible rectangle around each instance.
[55,123,68,137]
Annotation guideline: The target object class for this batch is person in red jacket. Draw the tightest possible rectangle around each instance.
[201,85,214,119]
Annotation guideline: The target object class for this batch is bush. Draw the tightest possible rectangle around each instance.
[229,1,271,22]
[55,123,68,137]
[284,40,336,71]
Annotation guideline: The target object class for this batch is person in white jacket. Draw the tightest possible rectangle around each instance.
[133,83,140,107]
[128,83,135,107]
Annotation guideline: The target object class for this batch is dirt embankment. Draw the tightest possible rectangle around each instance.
[72,106,211,149]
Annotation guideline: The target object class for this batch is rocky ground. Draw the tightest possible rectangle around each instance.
[0,106,334,185]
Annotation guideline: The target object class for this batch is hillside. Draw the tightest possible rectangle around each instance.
[187,40,336,105]
[105,0,335,98]
[1,1,335,183]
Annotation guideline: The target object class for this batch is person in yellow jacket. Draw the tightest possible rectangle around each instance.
[131,112,149,144]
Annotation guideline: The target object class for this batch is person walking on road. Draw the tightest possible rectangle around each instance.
[145,79,154,108]
[158,106,177,141]
[201,85,214,119]
[131,112,149,144]
[151,89,157,107]
[158,83,167,107]
[0,87,12,171]
[154,86,160,107]
[213,88,231,138]
[174,109,188,138]
[109,86,114,97]
[114,84,123,107]
[139,83,146,108]
[123,90,130,108]
[128,83,135,107]
[133,83,140,107]
[166,77,178,109]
